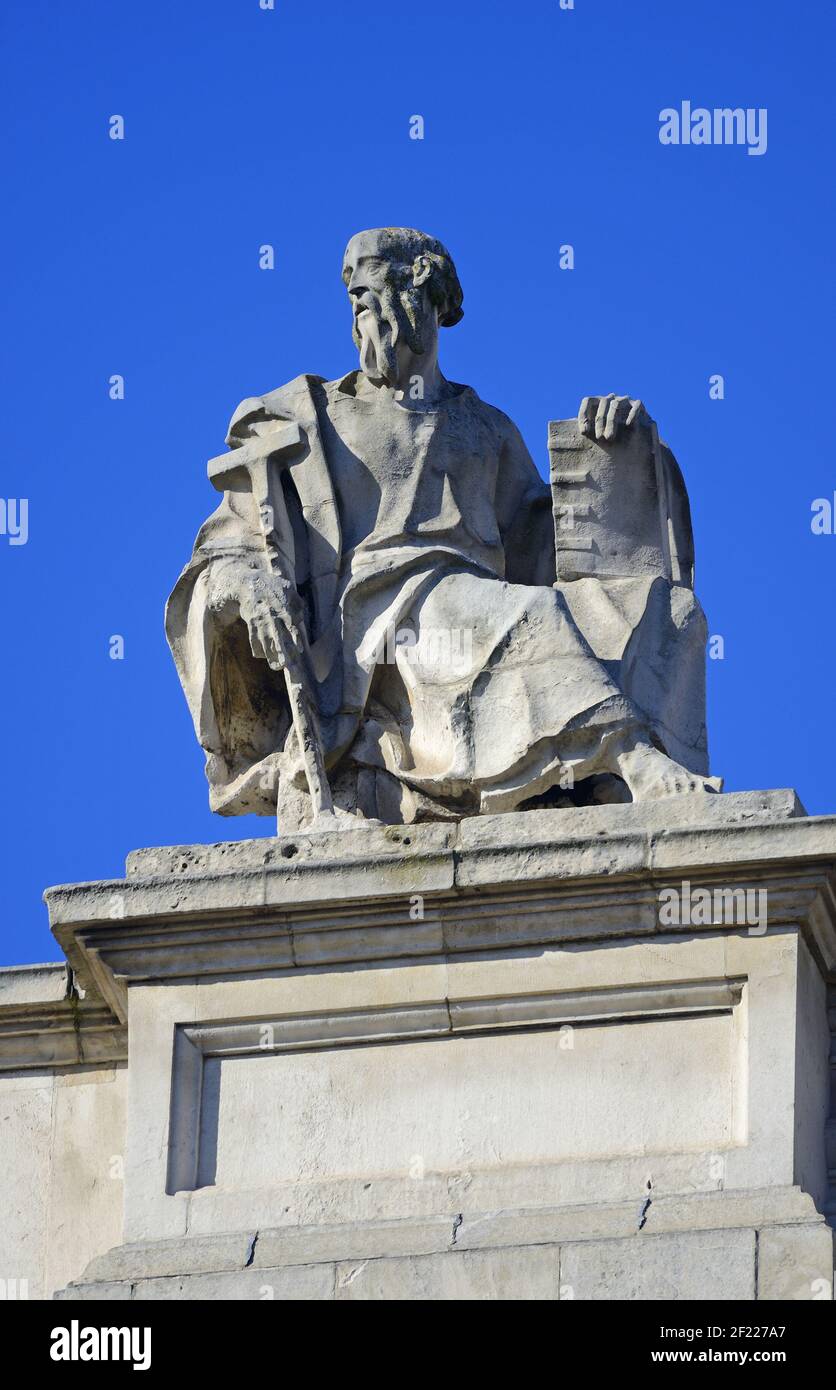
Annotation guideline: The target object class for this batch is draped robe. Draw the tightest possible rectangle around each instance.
[166,372,708,826]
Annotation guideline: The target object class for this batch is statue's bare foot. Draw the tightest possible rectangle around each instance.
[613,736,723,802]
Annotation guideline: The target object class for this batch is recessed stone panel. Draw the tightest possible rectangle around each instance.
[184,1008,740,1193]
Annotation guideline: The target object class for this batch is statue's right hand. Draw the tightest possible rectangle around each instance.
[237,568,304,671]
[209,562,303,670]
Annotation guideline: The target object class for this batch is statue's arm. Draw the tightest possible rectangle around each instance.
[495,420,555,586]
[169,396,313,694]
[199,397,312,641]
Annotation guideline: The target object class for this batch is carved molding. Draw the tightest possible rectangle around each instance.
[165,976,744,1194]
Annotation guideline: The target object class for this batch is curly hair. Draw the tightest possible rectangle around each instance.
[344,227,464,327]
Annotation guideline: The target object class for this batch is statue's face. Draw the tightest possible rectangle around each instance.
[342,231,437,386]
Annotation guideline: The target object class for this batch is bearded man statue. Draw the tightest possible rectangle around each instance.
[166,226,720,830]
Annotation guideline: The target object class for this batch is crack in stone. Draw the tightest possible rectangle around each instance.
[245,1231,259,1267]
[638,1178,653,1230]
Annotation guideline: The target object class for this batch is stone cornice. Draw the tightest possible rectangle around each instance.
[0,963,128,1072]
[40,792,836,1025]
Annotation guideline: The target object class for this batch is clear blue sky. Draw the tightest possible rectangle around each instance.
[2,0,834,965]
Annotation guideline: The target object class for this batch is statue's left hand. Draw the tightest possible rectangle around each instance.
[578,395,650,443]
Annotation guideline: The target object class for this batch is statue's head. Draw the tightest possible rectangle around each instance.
[342,227,463,385]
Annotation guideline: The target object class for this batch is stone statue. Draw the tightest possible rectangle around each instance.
[166,227,721,832]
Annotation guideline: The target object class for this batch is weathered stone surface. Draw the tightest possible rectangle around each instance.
[123,789,804,881]
[165,226,725,836]
[0,957,129,1300]
[57,1249,563,1301]
[1,1074,53,1299]
[126,821,457,878]
[80,1216,460,1285]
[46,1068,128,1293]
[758,1224,834,1300]
[0,961,126,1072]
[70,1186,825,1292]
[45,797,836,1017]
[36,810,836,1279]
[561,1228,757,1301]
[82,1232,255,1284]
[55,1279,132,1301]
[53,1215,836,1301]
[0,962,69,1005]
[131,1264,334,1301]
[334,1247,560,1301]
[58,1265,335,1301]
[14,788,836,1303]
[455,1187,823,1252]
[252,1216,457,1269]
[180,1012,736,1197]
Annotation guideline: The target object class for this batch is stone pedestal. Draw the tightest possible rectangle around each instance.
[12,791,836,1299]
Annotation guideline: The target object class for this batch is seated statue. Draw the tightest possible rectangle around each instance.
[166,226,721,831]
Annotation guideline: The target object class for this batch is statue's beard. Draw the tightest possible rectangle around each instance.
[353,284,430,387]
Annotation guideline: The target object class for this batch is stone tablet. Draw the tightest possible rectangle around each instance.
[549,417,694,585]
[166,228,721,832]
